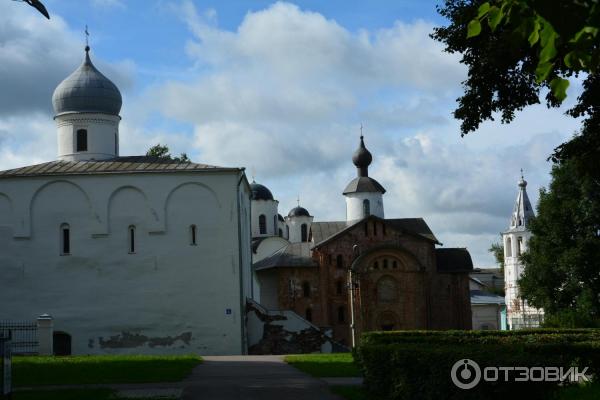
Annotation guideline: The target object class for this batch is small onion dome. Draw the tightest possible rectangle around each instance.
[250,181,274,201]
[288,206,311,218]
[52,46,122,116]
[278,214,285,222]
[352,135,372,169]
[518,177,527,188]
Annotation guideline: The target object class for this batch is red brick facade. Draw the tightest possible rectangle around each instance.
[260,217,472,346]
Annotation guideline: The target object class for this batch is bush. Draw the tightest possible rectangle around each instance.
[356,330,600,400]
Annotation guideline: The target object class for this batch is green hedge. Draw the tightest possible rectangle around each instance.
[355,330,600,400]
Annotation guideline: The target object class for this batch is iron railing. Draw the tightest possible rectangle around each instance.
[0,321,38,355]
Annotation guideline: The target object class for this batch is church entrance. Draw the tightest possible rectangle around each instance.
[377,311,399,331]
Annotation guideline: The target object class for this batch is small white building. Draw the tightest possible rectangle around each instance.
[503,174,544,329]
[0,47,253,355]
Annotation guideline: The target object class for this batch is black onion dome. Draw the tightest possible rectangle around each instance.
[278,213,285,222]
[52,47,122,116]
[250,181,274,201]
[288,206,311,218]
[352,136,372,169]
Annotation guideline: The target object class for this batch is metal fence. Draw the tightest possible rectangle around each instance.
[0,321,38,355]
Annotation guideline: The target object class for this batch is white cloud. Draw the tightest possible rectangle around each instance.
[0,0,584,267]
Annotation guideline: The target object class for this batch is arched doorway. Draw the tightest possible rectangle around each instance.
[377,311,400,331]
[53,331,72,356]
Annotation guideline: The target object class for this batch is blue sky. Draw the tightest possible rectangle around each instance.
[0,0,582,266]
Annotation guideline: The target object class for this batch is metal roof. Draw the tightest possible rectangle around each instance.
[436,248,474,272]
[250,182,274,201]
[310,216,439,248]
[52,47,122,116]
[342,176,386,195]
[0,156,240,179]
[254,242,317,270]
[470,290,506,305]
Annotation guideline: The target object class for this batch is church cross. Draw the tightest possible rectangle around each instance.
[85,25,89,47]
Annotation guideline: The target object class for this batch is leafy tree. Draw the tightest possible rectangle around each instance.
[146,144,190,163]
[488,241,504,272]
[432,0,599,140]
[518,160,600,326]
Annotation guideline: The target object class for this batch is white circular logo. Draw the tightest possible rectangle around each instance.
[451,359,481,390]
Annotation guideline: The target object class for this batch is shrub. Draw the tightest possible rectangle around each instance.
[356,330,600,400]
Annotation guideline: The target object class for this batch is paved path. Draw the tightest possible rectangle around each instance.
[181,355,343,400]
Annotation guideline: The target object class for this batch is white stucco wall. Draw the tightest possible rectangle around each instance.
[56,113,120,161]
[345,192,384,221]
[472,305,502,330]
[0,170,252,355]
[251,200,278,238]
[285,216,313,243]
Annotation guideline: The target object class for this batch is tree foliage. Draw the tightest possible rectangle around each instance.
[432,0,600,137]
[519,160,600,326]
[146,144,190,162]
[488,241,504,272]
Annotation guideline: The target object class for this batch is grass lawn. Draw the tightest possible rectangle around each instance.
[13,354,202,387]
[330,386,372,400]
[13,388,176,400]
[284,353,361,377]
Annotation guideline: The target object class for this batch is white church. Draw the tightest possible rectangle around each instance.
[0,46,254,355]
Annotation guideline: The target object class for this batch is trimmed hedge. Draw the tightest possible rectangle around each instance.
[355,330,600,400]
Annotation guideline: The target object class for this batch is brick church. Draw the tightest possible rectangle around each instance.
[250,136,473,347]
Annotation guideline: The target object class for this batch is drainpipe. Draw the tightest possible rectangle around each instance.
[236,169,248,354]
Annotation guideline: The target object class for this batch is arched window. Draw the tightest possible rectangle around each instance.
[363,199,370,217]
[278,228,283,237]
[305,308,313,322]
[336,280,344,295]
[190,225,197,245]
[338,306,346,323]
[60,223,70,255]
[517,237,523,255]
[336,254,344,269]
[364,222,369,236]
[373,261,379,270]
[76,129,88,152]
[128,225,136,253]
[114,133,118,154]
[383,259,388,269]
[301,224,308,242]
[377,276,398,304]
[382,223,387,235]
[259,214,266,234]
[506,237,513,257]
[286,225,290,239]
[302,281,311,298]
[274,215,278,234]
[392,260,398,269]
[328,254,333,265]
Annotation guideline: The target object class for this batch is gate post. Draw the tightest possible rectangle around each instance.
[37,314,53,356]
[0,331,11,399]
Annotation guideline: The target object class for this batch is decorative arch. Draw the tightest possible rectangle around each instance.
[506,237,513,257]
[107,185,152,232]
[164,182,221,230]
[30,180,93,234]
[350,244,425,273]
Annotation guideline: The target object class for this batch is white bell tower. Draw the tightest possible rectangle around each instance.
[503,171,544,329]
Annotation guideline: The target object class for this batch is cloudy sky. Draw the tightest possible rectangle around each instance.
[1,0,582,266]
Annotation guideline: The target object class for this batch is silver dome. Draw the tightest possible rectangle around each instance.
[52,47,122,116]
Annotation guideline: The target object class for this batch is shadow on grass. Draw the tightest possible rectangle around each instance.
[13,355,202,386]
